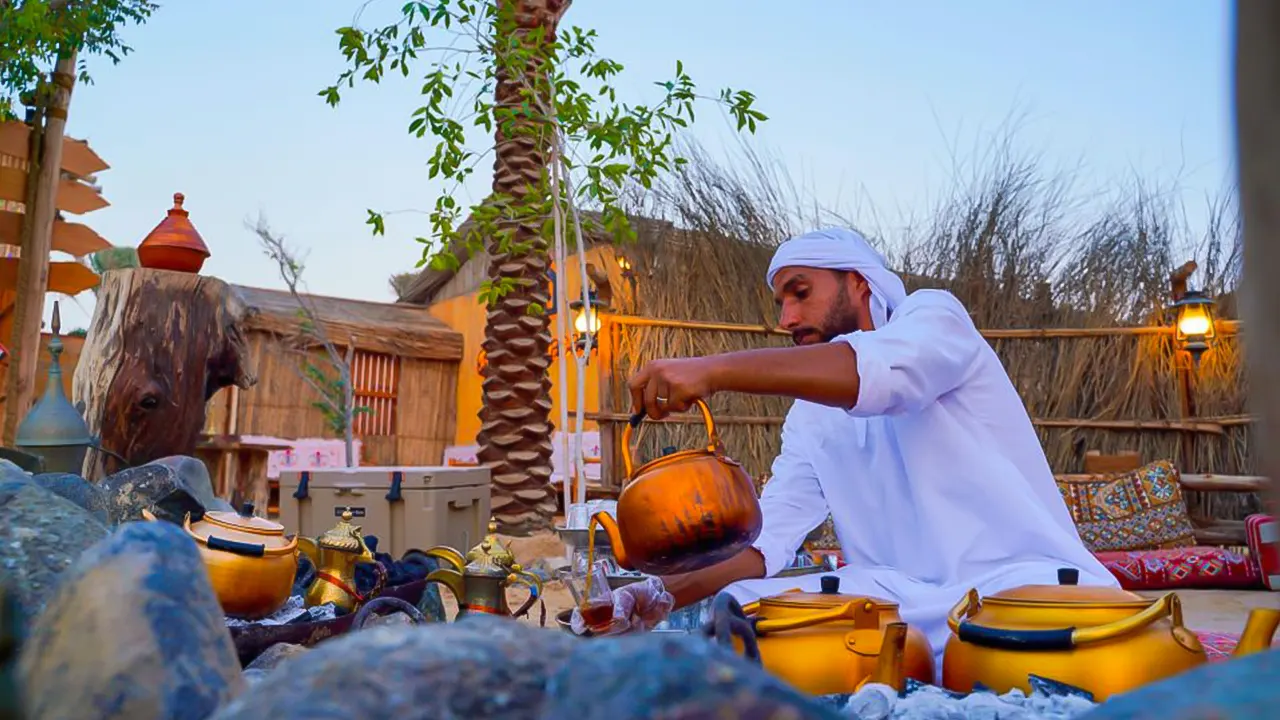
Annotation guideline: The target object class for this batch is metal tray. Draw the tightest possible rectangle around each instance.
[555,525,612,551]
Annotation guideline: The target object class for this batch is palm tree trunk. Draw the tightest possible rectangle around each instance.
[479,0,572,535]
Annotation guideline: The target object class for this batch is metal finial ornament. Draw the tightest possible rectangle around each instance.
[14,301,95,474]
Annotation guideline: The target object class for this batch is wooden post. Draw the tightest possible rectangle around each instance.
[2,54,77,444]
[1236,0,1280,515]
[72,269,257,479]
[596,320,617,489]
[1170,261,1199,474]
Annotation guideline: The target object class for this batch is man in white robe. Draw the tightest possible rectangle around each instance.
[621,227,1117,673]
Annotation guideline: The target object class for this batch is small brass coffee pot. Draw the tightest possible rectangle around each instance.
[297,509,384,614]
[424,519,542,618]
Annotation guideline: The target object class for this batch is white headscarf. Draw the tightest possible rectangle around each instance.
[766,228,907,329]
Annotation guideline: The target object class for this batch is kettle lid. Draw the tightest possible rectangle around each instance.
[986,567,1146,604]
[203,503,286,536]
[762,574,900,610]
[315,508,364,552]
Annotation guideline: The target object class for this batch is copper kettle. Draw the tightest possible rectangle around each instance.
[594,400,762,576]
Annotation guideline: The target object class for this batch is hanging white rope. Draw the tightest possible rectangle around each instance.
[549,140,573,519]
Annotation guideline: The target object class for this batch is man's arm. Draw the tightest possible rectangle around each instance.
[706,292,983,416]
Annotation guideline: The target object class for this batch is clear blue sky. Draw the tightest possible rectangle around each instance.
[49,0,1233,330]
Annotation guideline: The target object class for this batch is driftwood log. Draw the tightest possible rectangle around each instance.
[72,269,256,479]
[1236,0,1280,515]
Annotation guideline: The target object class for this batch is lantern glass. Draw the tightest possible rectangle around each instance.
[1174,293,1216,343]
[574,305,601,335]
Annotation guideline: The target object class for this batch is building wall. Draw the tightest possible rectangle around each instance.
[429,245,626,447]
[205,332,459,466]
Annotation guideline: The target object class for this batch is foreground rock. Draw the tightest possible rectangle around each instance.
[0,467,108,620]
[19,521,244,720]
[32,472,110,524]
[99,456,232,525]
[543,634,843,720]
[214,615,836,719]
[1077,648,1280,720]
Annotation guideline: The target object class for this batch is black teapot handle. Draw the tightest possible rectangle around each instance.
[206,535,266,557]
[700,592,761,663]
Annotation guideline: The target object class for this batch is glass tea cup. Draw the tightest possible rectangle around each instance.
[574,560,617,634]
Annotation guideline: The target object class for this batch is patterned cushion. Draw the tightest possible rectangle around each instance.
[1056,460,1197,552]
[1093,546,1263,590]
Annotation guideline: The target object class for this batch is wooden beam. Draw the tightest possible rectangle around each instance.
[1192,520,1247,547]
[603,314,1242,339]
[1057,473,1268,494]
[588,411,1250,434]
[0,120,109,178]
[0,210,110,257]
[0,166,108,215]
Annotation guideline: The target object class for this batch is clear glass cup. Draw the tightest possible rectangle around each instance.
[576,560,616,633]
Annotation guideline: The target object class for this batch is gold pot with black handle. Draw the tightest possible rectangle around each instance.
[145,503,298,619]
[703,575,935,696]
[941,567,1279,701]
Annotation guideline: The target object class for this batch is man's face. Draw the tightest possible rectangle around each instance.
[772,267,871,346]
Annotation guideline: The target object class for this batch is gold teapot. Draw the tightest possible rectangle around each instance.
[594,400,763,576]
[144,503,298,619]
[297,508,385,614]
[704,576,935,696]
[424,520,543,618]
[942,567,1280,701]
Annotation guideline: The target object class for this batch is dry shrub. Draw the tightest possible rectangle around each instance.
[602,136,1254,523]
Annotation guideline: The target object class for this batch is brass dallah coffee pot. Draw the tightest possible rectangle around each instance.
[424,519,543,618]
[297,509,385,614]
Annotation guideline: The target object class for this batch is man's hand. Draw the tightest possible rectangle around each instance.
[569,577,675,635]
[628,357,720,420]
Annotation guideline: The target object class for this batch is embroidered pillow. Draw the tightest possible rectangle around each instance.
[1056,459,1197,552]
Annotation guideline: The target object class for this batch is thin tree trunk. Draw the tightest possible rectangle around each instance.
[3,51,77,444]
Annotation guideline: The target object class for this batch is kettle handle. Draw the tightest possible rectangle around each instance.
[620,399,720,481]
[947,588,1202,653]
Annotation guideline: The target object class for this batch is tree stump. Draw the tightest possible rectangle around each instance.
[72,269,256,479]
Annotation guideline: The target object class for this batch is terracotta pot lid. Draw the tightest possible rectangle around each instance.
[138,192,210,257]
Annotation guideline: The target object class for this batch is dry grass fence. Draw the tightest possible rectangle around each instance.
[593,139,1254,526]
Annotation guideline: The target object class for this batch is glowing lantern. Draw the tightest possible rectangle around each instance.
[1171,290,1216,366]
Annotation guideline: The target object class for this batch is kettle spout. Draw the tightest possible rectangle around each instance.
[592,511,629,571]
[424,546,466,572]
[1232,607,1280,658]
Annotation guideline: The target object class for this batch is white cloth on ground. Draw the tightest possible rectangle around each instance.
[736,234,1115,678]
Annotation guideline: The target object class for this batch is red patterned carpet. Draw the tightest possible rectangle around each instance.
[1196,630,1280,660]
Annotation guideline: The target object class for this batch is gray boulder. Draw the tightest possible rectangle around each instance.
[98,455,231,525]
[0,473,108,621]
[543,634,842,720]
[18,521,244,720]
[32,472,109,524]
[212,615,578,719]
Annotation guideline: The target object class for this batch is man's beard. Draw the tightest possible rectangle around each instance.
[791,283,863,345]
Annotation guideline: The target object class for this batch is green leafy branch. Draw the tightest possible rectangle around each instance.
[0,0,158,119]
[322,0,767,305]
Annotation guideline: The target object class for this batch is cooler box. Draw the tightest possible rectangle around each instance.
[278,466,491,559]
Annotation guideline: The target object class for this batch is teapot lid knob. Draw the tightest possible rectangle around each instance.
[239,503,254,517]
[820,575,840,594]
[1057,568,1079,586]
